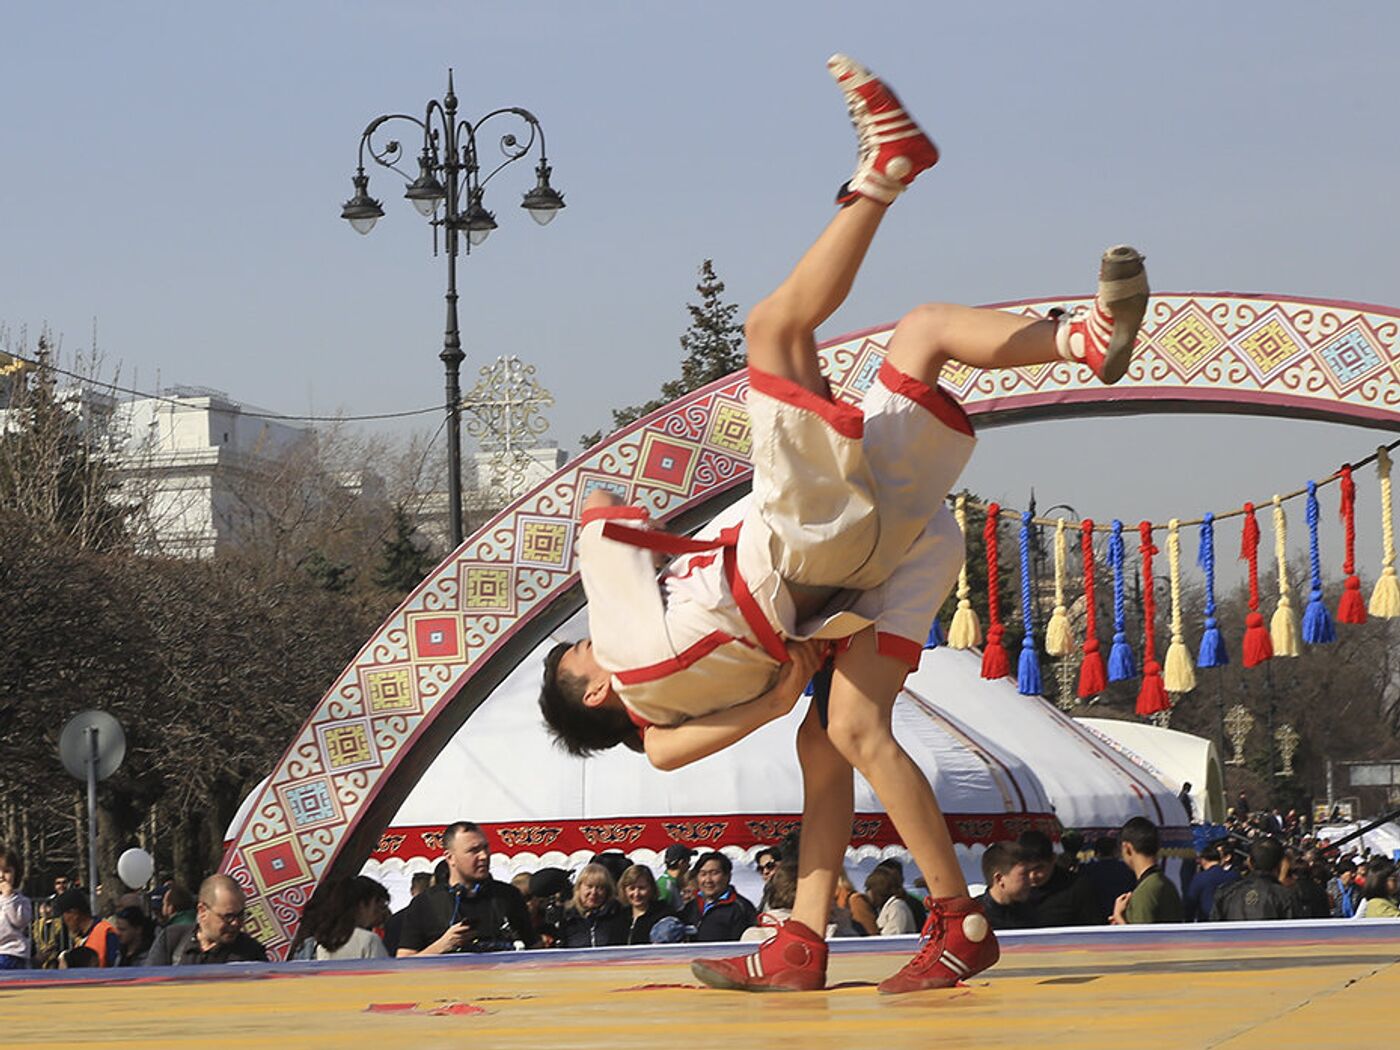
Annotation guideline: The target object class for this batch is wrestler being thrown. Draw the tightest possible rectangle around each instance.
[539,54,1148,994]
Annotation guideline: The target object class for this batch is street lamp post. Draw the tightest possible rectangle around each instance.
[341,70,565,547]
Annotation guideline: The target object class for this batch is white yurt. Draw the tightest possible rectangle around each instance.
[1076,717,1227,824]
[322,609,1188,907]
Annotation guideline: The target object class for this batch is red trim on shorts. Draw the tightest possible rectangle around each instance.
[748,366,864,439]
[876,361,975,436]
[614,630,737,685]
[581,504,649,526]
[723,538,791,666]
[876,632,924,670]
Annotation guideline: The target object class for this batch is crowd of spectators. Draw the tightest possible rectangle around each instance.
[1,803,1395,971]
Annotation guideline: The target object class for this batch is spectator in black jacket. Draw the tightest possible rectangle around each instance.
[1210,837,1300,922]
[618,865,674,945]
[681,852,756,942]
[1018,830,1103,927]
[558,863,629,948]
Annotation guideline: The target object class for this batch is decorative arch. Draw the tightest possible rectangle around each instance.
[222,292,1400,957]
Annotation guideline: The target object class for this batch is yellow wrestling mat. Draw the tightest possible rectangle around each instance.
[1,922,1395,1049]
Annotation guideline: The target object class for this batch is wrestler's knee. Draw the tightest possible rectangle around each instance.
[826,710,899,771]
[745,294,804,358]
[890,302,957,365]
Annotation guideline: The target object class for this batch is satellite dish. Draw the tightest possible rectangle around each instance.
[59,710,126,782]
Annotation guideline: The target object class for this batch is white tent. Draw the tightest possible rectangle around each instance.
[1316,820,1400,862]
[346,612,1187,906]
[1076,717,1227,823]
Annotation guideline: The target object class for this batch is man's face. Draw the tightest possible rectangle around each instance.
[53,877,70,896]
[197,886,247,946]
[996,863,1034,903]
[1023,858,1055,888]
[447,829,491,884]
[59,907,83,936]
[695,860,729,900]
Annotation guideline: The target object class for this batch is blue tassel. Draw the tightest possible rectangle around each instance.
[1302,481,1336,644]
[1106,519,1136,682]
[1017,511,1042,696]
[924,618,944,649]
[1196,513,1229,668]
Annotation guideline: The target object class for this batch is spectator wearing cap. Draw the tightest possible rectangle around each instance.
[1182,842,1239,922]
[0,846,32,970]
[558,864,629,948]
[618,865,674,945]
[396,821,536,956]
[146,875,268,966]
[527,867,572,946]
[1111,818,1183,925]
[51,888,122,967]
[680,852,756,942]
[658,846,693,910]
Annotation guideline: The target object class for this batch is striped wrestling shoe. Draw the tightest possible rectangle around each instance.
[877,895,1000,995]
[828,53,940,206]
[1054,245,1150,385]
[691,917,828,992]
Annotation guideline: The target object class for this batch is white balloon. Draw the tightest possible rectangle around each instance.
[117,847,155,889]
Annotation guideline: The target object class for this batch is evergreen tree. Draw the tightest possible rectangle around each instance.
[580,259,744,447]
[373,503,436,592]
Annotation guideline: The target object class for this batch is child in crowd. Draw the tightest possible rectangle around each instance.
[540,53,1147,993]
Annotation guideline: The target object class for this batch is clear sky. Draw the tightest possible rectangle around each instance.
[3,2,1397,576]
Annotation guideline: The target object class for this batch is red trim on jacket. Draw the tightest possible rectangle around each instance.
[722,542,790,665]
[748,367,864,439]
[614,630,739,686]
[876,632,924,670]
[876,361,975,436]
[581,504,649,526]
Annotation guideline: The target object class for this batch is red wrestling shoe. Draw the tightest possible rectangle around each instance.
[828,53,940,206]
[691,918,828,992]
[1054,245,1150,385]
[877,895,1000,995]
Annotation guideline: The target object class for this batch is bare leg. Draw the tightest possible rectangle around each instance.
[745,198,888,395]
[825,628,968,898]
[789,703,855,935]
[884,303,1061,389]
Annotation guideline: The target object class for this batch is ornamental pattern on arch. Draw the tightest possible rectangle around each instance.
[222,292,1400,958]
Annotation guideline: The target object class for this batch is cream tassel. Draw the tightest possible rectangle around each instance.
[947,494,984,648]
[1044,518,1074,656]
[1270,494,1302,656]
[1163,518,1196,693]
[1369,447,1400,617]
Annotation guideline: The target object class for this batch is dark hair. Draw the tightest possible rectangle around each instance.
[1092,836,1118,859]
[617,864,658,901]
[538,642,637,756]
[1199,842,1222,862]
[1361,858,1396,900]
[443,821,483,851]
[113,906,154,952]
[981,842,1021,884]
[692,851,732,879]
[433,860,450,886]
[755,847,780,868]
[1248,836,1284,876]
[875,858,905,880]
[0,845,24,886]
[864,865,903,910]
[1016,830,1055,864]
[316,876,389,953]
[1119,817,1160,857]
[164,883,194,913]
[410,872,432,894]
[62,945,100,969]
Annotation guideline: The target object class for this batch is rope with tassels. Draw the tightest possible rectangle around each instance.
[1078,519,1107,699]
[1303,481,1336,644]
[1045,519,1074,657]
[1336,465,1368,624]
[981,503,1010,679]
[1196,513,1228,668]
[1240,502,1274,667]
[1136,521,1170,715]
[1107,520,1136,682]
[1017,511,1041,696]
[947,494,983,648]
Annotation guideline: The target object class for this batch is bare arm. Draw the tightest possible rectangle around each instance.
[643,639,828,771]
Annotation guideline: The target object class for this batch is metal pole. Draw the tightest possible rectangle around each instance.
[86,726,99,915]
[441,78,465,549]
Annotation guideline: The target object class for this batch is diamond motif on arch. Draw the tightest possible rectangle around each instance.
[636,432,699,493]
[706,400,752,456]
[1317,324,1384,388]
[1235,312,1305,381]
[1154,305,1225,374]
[407,613,465,663]
[246,836,311,894]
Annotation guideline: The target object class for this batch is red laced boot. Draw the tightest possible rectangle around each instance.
[877,896,1000,995]
[1054,245,1150,385]
[828,53,940,206]
[691,918,828,992]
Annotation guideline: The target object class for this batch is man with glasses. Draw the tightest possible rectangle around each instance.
[146,874,268,966]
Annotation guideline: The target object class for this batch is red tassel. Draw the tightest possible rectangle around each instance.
[1135,522,1170,715]
[980,504,1010,679]
[1136,659,1171,715]
[1337,465,1368,624]
[1240,503,1274,668]
[1077,519,1105,698]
